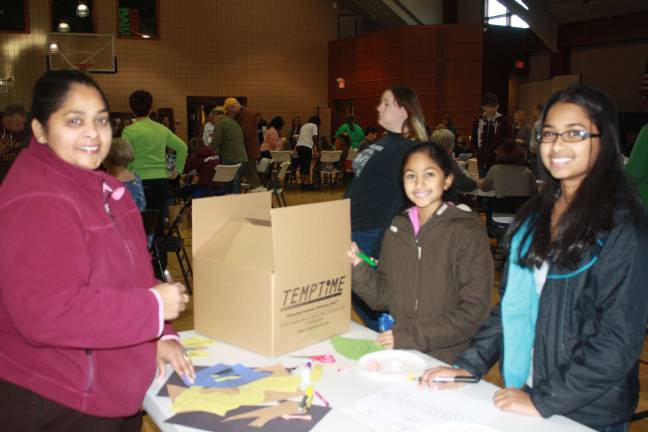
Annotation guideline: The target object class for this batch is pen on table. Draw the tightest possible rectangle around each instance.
[417,375,479,384]
[355,250,377,268]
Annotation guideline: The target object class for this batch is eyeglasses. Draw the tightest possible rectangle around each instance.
[537,129,601,143]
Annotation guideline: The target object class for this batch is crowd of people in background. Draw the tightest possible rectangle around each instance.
[0,68,647,432]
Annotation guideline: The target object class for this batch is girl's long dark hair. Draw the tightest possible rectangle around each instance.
[509,84,644,269]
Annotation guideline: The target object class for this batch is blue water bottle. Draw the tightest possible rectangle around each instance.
[378,313,394,332]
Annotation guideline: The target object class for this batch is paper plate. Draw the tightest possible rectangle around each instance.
[357,350,426,376]
[424,422,501,432]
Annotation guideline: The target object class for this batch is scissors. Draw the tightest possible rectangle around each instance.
[288,354,336,364]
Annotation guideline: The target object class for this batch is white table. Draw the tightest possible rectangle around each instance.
[144,322,594,432]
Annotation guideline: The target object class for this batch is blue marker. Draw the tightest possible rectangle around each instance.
[378,313,394,332]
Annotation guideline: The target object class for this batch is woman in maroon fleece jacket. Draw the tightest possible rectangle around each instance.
[0,70,193,431]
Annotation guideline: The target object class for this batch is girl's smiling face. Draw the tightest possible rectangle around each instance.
[540,102,600,193]
[403,151,453,222]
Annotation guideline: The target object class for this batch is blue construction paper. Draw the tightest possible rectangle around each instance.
[194,363,271,388]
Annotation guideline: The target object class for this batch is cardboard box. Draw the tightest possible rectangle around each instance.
[192,192,351,357]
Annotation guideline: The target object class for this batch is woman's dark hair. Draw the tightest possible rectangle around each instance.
[496,139,525,165]
[30,69,109,131]
[401,141,455,205]
[268,116,284,131]
[307,116,320,126]
[128,90,153,117]
[510,84,644,269]
[389,85,428,142]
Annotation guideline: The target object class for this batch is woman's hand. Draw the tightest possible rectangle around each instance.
[154,282,189,321]
[419,366,471,390]
[348,242,362,267]
[156,339,195,384]
[376,330,394,349]
[493,388,541,416]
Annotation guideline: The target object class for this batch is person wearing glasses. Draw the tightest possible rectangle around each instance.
[421,84,648,432]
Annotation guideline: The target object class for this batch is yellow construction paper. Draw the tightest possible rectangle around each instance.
[256,363,289,377]
[311,364,324,382]
[181,336,213,358]
[243,375,301,394]
[172,385,265,416]
[181,336,213,347]
[171,374,302,417]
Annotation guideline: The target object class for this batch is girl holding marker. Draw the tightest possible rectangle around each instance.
[350,142,493,364]
[421,84,648,432]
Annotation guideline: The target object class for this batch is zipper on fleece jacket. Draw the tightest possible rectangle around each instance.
[83,349,96,393]
[414,238,420,312]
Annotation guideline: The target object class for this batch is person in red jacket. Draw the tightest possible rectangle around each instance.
[0,70,193,431]
[183,136,220,197]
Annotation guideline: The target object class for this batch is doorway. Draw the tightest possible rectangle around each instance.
[186,96,247,142]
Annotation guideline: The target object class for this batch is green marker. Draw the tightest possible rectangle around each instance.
[355,250,377,267]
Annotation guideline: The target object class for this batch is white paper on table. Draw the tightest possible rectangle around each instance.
[342,382,501,432]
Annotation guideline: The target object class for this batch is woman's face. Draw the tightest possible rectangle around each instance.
[540,102,600,191]
[32,83,111,170]
[377,90,407,133]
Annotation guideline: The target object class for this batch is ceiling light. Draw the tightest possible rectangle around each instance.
[141,34,151,39]
[76,3,90,18]
[49,42,59,54]
[57,21,71,32]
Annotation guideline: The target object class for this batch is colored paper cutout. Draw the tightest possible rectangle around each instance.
[172,385,265,416]
[311,364,323,382]
[222,401,302,428]
[167,384,186,403]
[171,374,302,417]
[194,364,271,388]
[330,335,385,360]
[181,336,213,358]
[165,404,331,432]
[263,390,303,403]
[158,366,207,397]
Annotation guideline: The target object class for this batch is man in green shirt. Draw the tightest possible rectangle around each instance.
[210,108,248,193]
[335,116,365,149]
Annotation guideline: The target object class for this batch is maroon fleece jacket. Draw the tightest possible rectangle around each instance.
[0,139,171,417]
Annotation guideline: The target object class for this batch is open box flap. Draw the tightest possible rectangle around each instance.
[192,192,271,254]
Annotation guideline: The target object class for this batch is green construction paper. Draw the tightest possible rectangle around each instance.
[330,335,384,361]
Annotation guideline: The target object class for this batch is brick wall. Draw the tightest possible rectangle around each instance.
[0,0,337,140]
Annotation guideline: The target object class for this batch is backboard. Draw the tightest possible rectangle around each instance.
[46,32,116,73]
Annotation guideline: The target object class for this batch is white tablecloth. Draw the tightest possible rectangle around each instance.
[143,322,593,432]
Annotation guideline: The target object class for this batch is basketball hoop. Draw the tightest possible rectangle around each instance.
[76,63,95,74]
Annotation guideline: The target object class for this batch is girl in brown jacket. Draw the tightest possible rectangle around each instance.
[350,142,493,364]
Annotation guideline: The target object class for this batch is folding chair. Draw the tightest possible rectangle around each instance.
[212,163,242,195]
[141,209,165,280]
[160,198,193,293]
[343,148,358,184]
[485,195,530,267]
[269,150,292,189]
[269,161,290,207]
[316,150,343,189]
